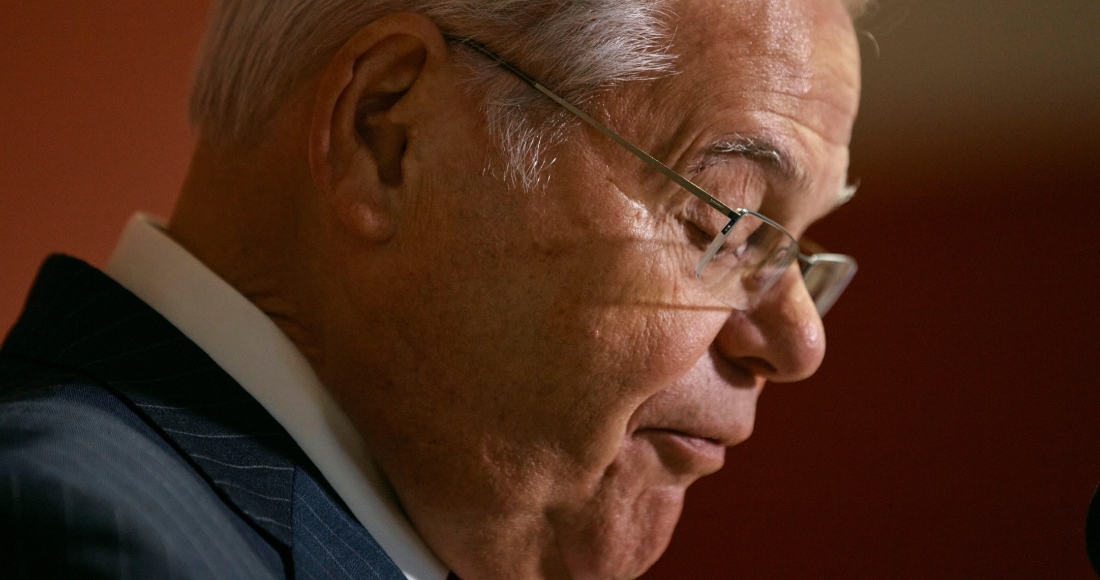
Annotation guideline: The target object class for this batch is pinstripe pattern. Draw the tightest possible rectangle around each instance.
[0,255,406,579]
[294,470,404,580]
[0,389,277,579]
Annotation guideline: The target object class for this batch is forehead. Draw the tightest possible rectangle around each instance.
[660,0,860,127]
[615,0,860,211]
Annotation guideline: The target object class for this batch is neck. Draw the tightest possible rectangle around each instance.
[167,130,322,361]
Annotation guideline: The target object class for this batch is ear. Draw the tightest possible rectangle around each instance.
[309,13,447,242]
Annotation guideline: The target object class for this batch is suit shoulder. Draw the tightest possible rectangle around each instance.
[0,381,282,579]
[0,354,80,402]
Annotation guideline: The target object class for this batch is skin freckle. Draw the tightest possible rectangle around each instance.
[12,1,863,580]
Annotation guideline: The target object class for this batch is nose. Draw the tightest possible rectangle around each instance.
[713,265,826,382]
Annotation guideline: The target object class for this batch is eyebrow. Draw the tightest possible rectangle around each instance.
[837,179,859,206]
[709,136,811,195]
[709,137,857,208]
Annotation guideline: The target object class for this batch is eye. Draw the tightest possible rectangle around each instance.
[678,198,730,246]
[710,220,768,266]
[683,221,716,250]
[717,236,750,263]
[744,222,768,248]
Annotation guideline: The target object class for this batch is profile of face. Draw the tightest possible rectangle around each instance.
[307,0,862,578]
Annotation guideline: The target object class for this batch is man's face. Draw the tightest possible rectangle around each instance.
[327,0,860,577]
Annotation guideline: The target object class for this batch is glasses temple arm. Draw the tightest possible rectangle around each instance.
[448,36,737,220]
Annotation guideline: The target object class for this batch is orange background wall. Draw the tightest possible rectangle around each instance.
[2,1,1098,577]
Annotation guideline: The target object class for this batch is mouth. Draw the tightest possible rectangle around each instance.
[634,428,727,479]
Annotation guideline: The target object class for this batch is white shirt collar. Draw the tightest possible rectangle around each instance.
[104,213,448,580]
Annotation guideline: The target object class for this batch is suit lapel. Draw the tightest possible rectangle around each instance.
[293,469,408,580]
[3,256,408,580]
[3,255,302,546]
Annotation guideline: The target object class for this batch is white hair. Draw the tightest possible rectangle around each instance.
[190,0,874,189]
[190,0,674,189]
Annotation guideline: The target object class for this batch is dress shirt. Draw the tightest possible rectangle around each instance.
[105,213,448,580]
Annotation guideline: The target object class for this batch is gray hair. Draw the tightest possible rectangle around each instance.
[190,0,674,188]
[190,0,874,189]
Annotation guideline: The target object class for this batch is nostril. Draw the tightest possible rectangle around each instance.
[730,356,776,378]
[711,269,826,383]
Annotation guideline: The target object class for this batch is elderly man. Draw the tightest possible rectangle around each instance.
[0,0,865,578]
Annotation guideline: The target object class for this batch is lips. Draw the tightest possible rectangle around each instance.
[626,359,763,481]
[634,428,727,479]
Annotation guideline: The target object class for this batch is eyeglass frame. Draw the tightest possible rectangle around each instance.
[447,36,857,316]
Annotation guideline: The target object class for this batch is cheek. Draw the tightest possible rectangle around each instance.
[519,235,726,471]
[595,223,726,388]
[419,206,712,449]
[358,164,726,530]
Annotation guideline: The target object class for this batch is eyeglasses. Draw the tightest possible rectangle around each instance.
[451,37,857,316]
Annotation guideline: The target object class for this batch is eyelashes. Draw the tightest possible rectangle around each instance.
[683,220,716,250]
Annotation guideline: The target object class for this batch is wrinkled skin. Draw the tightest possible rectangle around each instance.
[171,0,861,578]
[324,1,861,579]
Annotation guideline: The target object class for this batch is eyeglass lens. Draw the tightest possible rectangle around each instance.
[693,212,800,311]
[691,215,857,316]
[801,254,857,317]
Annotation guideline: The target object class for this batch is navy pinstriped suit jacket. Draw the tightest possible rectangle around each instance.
[0,255,411,579]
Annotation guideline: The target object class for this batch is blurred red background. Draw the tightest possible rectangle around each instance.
[2,1,1098,578]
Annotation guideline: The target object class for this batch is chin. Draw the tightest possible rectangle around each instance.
[550,437,700,580]
[555,482,685,580]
